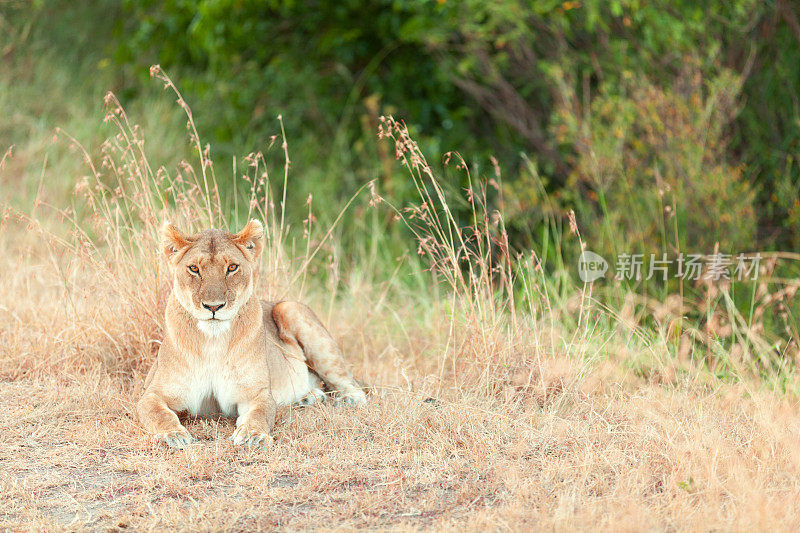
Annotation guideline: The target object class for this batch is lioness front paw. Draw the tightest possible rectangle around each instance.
[230,424,273,448]
[335,389,367,407]
[154,428,194,449]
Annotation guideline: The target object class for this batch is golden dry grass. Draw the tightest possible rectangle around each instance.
[2,79,800,531]
[2,224,800,531]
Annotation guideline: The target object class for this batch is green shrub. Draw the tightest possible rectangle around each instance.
[553,64,756,257]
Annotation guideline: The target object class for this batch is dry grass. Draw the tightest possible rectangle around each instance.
[1,74,800,531]
[2,257,800,531]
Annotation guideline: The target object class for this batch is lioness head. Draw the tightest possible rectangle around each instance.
[161,220,264,328]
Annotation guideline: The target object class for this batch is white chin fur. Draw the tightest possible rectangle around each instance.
[197,319,231,338]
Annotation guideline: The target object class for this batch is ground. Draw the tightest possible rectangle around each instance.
[0,349,798,530]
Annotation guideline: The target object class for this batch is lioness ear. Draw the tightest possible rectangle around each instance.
[233,219,264,258]
[161,221,192,263]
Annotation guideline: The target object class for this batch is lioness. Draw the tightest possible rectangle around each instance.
[137,220,366,449]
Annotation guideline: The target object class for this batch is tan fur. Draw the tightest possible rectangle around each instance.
[137,220,366,448]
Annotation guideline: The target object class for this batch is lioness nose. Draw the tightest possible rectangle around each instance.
[202,302,225,313]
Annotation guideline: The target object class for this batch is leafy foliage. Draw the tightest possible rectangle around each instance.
[112,0,799,251]
[557,64,756,256]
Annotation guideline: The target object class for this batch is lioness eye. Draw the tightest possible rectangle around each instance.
[188,265,199,274]
[227,264,239,273]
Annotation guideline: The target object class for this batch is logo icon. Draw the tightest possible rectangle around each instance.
[578,250,608,282]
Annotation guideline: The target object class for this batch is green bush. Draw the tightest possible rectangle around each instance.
[554,64,756,257]
[111,0,798,249]
[7,0,800,255]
